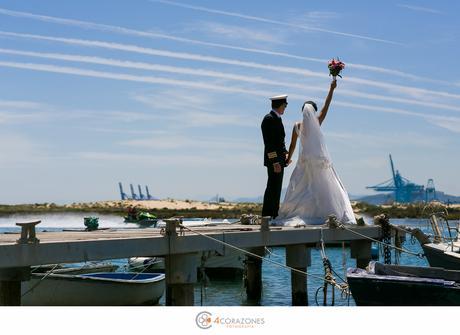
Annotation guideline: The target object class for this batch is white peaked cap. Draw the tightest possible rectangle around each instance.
[269,94,288,101]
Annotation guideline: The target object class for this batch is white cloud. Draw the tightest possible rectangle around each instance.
[176,111,255,128]
[0,133,46,165]
[3,60,460,135]
[397,4,443,15]
[0,111,51,124]
[0,99,47,109]
[150,0,399,44]
[99,110,161,123]
[121,133,257,151]
[132,89,259,127]
[326,130,445,149]
[189,21,287,45]
[73,150,259,168]
[79,126,161,135]
[290,11,340,27]
[425,115,460,133]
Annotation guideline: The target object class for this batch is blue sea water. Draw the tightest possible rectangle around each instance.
[0,213,451,306]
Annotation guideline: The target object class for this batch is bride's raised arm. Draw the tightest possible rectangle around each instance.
[286,122,301,166]
[318,79,337,126]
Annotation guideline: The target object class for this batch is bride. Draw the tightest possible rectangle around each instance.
[272,79,356,226]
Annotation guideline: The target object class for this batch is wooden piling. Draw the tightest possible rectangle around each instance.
[0,281,21,306]
[245,247,264,302]
[0,267,30,306]
[164,219,197,306]
[350,240,372,269]
[245,216,270,302]
[286,245,311,306]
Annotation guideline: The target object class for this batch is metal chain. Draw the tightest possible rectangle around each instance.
[381,220,392,264]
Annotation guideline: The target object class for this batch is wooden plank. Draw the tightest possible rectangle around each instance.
[0,225,381,268]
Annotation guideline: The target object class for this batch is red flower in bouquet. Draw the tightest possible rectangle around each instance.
[328,58,345,78]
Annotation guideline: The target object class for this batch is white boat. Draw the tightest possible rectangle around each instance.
[128,256,165,272]
[22,272,165,306]
[129,249,244,280]
[32,262,118,275]
[143,218,243,279]
[408,214,460,270]
[156,217,214,228]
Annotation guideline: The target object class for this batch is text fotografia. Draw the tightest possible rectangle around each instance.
[214,317,265,328]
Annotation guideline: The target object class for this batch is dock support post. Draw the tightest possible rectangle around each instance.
[245,247,264,302]
[0,267,30,306]
[286,245,311,306]
[245,216,270,302]
[164,219,197,306]
[350,240,372,269]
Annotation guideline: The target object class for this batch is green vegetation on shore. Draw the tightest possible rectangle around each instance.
[354,202,460,220]
[0,203,262,219]
[1,201,459,220]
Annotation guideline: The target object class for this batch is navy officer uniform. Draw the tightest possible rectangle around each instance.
[261,94,288,218]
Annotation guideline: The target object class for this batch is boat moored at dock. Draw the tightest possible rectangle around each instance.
[22,272,165,306]
[347,261,460,306]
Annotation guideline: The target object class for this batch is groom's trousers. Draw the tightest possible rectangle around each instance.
[262,166,284,218]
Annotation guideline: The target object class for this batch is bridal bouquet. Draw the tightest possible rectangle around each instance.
[328,58,345,79]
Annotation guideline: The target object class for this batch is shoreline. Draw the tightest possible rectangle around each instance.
[0,200,261,219]
[1,200,459,219]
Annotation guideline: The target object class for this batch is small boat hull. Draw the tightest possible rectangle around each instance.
[347,263,460,306]
[22,272,165,306]
[422,243,460,270]
[123,218,158,227]
[129,250,244,280]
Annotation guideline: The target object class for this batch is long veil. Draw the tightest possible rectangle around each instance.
[299,103,332,165]
[273,103,356,226]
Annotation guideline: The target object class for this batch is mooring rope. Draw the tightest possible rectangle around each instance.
[177,223,349,293]
[338,223,424,258]
[21,263,62,297]
[315,228,351,306]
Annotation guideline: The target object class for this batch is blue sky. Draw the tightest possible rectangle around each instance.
[0,0,459,204]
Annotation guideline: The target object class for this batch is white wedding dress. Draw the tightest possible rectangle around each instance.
[272,104,356,226]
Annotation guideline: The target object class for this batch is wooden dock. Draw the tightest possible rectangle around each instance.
[0,219,381,306]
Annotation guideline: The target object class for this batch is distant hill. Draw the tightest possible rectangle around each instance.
[231,189,460,205]
[233,189,287,204]
[355,193,395,205]
[356,191,460,205]
[233,196,263,203]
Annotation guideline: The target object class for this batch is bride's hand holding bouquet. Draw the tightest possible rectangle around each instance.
[328,58,345,80]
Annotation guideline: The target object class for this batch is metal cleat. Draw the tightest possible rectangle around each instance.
[16,220,41,244]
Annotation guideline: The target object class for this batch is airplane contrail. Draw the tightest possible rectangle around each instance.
[1,31,459,101]
[0,8,439,84]
[150,0,402,45]
[1,47,460,112]
[0,8,449,85]
[0,60,455,125]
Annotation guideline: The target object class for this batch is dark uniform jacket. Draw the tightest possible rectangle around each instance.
[261,111,288,167]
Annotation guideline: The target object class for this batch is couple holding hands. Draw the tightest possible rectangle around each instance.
[261,79,356,226]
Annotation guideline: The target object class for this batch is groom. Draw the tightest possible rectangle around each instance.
[261,95,289,219]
